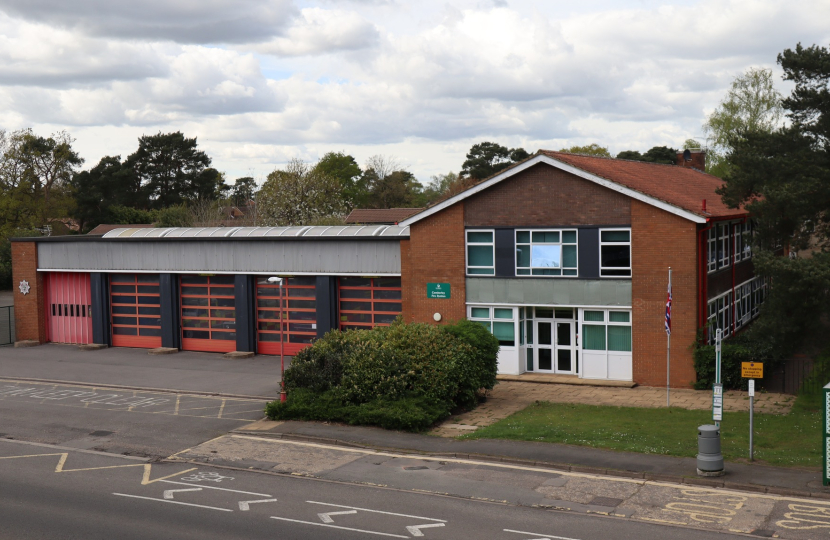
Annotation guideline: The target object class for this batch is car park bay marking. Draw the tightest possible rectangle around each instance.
[306,501,447,523]
[113,493,233,512]
[238,498,278,511]
[269,517,409,538]
[318,509,357,523]
[164,487,203,499]
[504,529,581,540]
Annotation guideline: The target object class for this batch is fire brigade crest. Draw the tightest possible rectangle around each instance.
[18,280,30,295]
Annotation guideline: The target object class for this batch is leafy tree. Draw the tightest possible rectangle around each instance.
[559,143,611,157]
[0,228,41,289]
[615,150,643,161]
[125,132,216,209]
[314,152,362,208]
[70,156,142,232]
[107,205,156,225]
[368,170,423,209]
[460,142,530,180]
[155,204,193,228]
[718,43,830,343]
[230,176,257,206]
[257,159,347,226]
[703,67,783,177]
[684,139,702,150]
[615,146,678,164]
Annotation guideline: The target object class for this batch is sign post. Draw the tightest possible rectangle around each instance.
[714,329,723,427]
[741,362,763,461]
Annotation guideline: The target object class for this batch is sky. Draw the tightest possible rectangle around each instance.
[0,0,827,186]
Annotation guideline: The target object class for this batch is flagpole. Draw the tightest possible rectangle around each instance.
[667,266,672,408]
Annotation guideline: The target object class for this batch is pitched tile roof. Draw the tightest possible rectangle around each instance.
[345,208,424,224]
[541,151,744,219]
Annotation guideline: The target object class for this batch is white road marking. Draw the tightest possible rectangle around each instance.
[270,516,408,538]
[406,523,445,536]
[307,501,446,522]
[504,528,581,540]
[318,509,357,523]
[113,493,232,511]
[160,479,271,497]
[239,498,278,511]
[164,487,202,499]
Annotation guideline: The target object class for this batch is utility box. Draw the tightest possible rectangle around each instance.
[697,424,724,475]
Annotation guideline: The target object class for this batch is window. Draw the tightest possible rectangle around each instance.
[515,230,578,276]
[581,310,631,352]
[718,222,731,269]
[466,230,495,275]
[468,306,515,346]
[599,229,631,277]
[706,276,767,344]
[707,226,718,272]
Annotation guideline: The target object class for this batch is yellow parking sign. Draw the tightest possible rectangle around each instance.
[742,362,763,379]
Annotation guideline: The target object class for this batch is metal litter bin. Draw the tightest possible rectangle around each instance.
[697,424,724,476]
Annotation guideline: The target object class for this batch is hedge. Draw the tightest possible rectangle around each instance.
[266,318,499,431]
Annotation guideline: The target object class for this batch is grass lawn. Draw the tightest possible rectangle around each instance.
[464,396,821,469]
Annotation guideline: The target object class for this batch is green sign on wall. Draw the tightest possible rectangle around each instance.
[427,282,451,299]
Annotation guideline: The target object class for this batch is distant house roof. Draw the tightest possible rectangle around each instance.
[88,223,154,235]
[401,152,745,226]
[345,208,424,224]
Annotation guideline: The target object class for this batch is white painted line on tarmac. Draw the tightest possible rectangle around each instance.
[270,516,408,538]
[113,493,233,511]
[318,509,357,523]
[160,479,272,497]
[406,523,445,536]
[238,498,277,511]
[307,500,447,522]
[164,487,202,499]
[504,528,581,540]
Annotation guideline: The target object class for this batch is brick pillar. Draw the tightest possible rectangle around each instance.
[11,241,46,343]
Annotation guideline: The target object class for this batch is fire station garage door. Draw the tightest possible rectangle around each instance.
[256,276,317,356]
[45,272,92,345]
[180,275,236,353]
[109,273,162,348]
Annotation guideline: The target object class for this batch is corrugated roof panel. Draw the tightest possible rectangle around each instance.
[378,225,409,237]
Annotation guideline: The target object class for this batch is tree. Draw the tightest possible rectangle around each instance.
[717,43,830,343]
[70,156,143,232]
[368,170,423,208]
[313,152,363,209]
[156,204,193,228]
[125,132,216,209]
[616,146,678,164]
[559,144,611,157]
[460,142,530,180]
[230,176,257,206]
[257,159,347,226]
[703,67,784,178]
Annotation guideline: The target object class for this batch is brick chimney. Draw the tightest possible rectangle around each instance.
[677,149,706,171]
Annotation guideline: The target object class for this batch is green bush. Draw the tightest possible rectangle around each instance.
[692,327,781,390]
[266,319,498,431]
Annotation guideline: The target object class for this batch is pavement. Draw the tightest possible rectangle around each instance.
[0,343,287,398]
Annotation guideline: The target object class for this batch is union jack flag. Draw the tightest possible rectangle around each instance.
[665,273,672,336]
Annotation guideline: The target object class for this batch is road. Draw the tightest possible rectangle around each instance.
[0,438,732,540]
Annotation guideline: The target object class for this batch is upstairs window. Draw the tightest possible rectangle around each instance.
[599,229,631,277]
[515,230,578,276]
[466,230,495,275]
[718,222,731,269]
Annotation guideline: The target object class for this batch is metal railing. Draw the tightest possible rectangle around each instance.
[0,306,14,346]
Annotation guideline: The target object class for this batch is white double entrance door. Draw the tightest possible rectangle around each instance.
[532,319,576,374]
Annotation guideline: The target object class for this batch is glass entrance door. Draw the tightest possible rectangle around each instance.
[531,308,577,375]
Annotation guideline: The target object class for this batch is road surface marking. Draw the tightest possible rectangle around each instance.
[160,479,272,497]
[141,465,198,485]
[239,498,278,511]
[504,529,580,540]
[318,509,357,523]
[113,493,233,511]
[218,399,226,419]
[0,452,65,461]
[180,471,234,482]
[270,516,408,538]
[777,504,830,530]
[54,453,146,473]
[164,487,203,499]
[174,395,180,415]
[406,523,445,536]
[307,501,446,522]
[232,435,830,505]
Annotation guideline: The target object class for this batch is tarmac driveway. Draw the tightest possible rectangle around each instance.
[0,343,289,398]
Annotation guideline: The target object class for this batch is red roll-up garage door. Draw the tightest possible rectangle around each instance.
[256,276,317,356]
[110,274,162,348]
[45,272,92,344]
[338,277,402,330]
[180,275,236,353]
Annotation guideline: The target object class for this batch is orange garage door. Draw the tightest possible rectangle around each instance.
[109,274,162,348]
[180,275,236,353]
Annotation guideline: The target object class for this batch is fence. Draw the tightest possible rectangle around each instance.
[0,306,14,346]
[762,355,815,395]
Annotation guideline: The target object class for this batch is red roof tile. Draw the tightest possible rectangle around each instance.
[345,208,424,224]
[541,151,744,219]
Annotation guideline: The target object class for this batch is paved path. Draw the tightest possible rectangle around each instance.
[433,381,795,436]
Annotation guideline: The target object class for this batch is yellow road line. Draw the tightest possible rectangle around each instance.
[141,464,198,485]
[218,399,226,419]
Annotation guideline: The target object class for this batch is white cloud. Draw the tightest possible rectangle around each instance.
[257,8,379,56]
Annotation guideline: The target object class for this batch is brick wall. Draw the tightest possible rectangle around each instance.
[11,241,46,343]
[402,202,467,324]
[464,163,631,227]
[631,200,699,387]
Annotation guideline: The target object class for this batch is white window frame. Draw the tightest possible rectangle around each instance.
[466,229,495,276]
[718,222,731,269]
[707,275,768,344]
[514,229,579,277]
[468,305,517,348]
[733,222,743,263]
[707,227,718,273]
[599,228,632,278]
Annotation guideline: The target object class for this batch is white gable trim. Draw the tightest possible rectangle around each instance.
[400,155,707,226]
